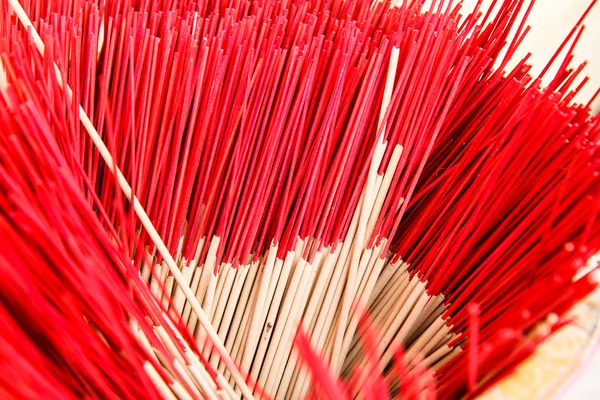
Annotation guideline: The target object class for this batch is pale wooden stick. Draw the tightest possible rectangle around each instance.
[249,249,296,386]
[249,238,305,386]
[157,317,220,393]
[175,226,187,263]
[182,237,206,323]
[221,259,260,375]
[373,271,414,331]
[241,243,278,373]
[337,51,403,365]
[339,243,386,360]
[378,46,400,131]
[171,357,211,400]
[164,276,175,309]
[150,262,162,299]
[139,324,210,400]
[138,302,228,399]
[351,291,446,396]
[275,248,327,398]
[0,57,7,91]
[202,266,221,322]
[215,390,231,400]
[252,252,285,375]
[163,313,240,399]
[371,278,408,329]
[354,244,387,308]
[187,358,225,399]
[323,293,343,360]
[432,346,462,371]
[368,259,406,306]
[342,53,402,366]
[286,245,339,395]
[416,338,455,368]
[308,191,362,346]
[210,263,230,322]
[158,262,170,306]
[330,160,380,372]
[173,259,194,314]
[405,317,453,361]
[231,299,256,393]
[141,256,153,283]
[406,295,447,344]
[6,3,254,396]
[210,263,234,325]
[144,363,179,400]
[365,144,403,242]
[172,361,213,400]
[212,263,251,368]
[335,244,386,373]
[294,280,346,400]
[363,46,400,243]
[341,240,383,325]
[348,268,407,363]
[368,262,409,319]
[292,198,363,398]
[215,374,238,400]
[394,288,431,342]
[202,237,221,313]
[353,246,376,301]
[299,273,353,397]
[190,236,220,334]
[198,266,219,348]
[348,280,430,378]
[376,290,434,369]
[343,272,415,372]
[258,257,308,391]
[380,279,426,349]
[229,262,262,384]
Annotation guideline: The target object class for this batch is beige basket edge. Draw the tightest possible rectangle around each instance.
[476,288,600,400]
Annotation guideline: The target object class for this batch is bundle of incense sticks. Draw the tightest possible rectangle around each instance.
[1,0,600,398]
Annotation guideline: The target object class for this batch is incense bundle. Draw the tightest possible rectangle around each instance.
[1,0,599,399]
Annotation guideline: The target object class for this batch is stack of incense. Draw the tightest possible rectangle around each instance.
[1,0,599,398]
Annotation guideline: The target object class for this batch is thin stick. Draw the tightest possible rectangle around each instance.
[144,363,179,400]
[275,248,327,398]
[191,236,220,334]
[249,249,295,386]
[258,258,308,391]
[216,263,253,369]
[287,245,339,396]
[222,259,260,376]
[241,242,278,373]
[210,263,234,325]
[182,237,206,323]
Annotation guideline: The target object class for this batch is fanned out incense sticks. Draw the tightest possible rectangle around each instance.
[0,78,237,399]
[1,0,600,399]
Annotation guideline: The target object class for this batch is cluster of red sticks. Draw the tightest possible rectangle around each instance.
[1,0,599,398]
